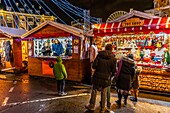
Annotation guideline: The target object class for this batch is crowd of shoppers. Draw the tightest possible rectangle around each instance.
[52,42,141,113]
[85,43,141,113]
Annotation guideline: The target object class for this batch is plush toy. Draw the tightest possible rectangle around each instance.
[140,49,145,60]
[157,41,162,48]
[148,37,152,46]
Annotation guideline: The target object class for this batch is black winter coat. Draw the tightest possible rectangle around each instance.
[117,57,135,91]
[92,50,117,88]
[42,46,52,56]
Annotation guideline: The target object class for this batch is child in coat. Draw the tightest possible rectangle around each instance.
[130,66,142,105]
[53,56,67,96]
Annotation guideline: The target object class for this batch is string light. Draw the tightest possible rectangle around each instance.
[60,0,100,22]
[4,0,19,28]
[3,0,100,30]
[12,0,32,29]
[38,0,66,24]
[52,0,84,28]
[0,9,8,27]
[7,0,25,29]
[53,0,99,24]
[19,0,39,25]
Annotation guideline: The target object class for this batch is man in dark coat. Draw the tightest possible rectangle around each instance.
[42,42,52,56]
[116,54,135,108]
[85,44,116,113]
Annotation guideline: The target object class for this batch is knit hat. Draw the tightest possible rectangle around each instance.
[127,54,134,60]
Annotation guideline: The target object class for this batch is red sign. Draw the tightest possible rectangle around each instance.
[42,61,54,75]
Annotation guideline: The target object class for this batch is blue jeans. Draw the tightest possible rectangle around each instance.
[57,79,65,93]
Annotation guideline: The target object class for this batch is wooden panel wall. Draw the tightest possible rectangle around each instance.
[28,57,91,82]
[28,57,42,76]
[13,39,22,69]
[72,37,81,59]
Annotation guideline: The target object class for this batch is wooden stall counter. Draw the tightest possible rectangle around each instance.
[28,57,91,82]
[139,67,170,93]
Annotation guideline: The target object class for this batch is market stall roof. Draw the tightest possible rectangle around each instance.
[93,17,170,37]
[0,26,27,38]
[21,21,84,39]
[109,10,159,23]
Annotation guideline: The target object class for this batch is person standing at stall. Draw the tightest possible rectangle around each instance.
[65,39,72,56]
[55,39,64,56]
[130,66,142,105]
[85,44,116,113]
[52,39,57,56]
[53,56,67,96]
[88,42,98,63]
[116,54,135,108]
[42,42,52,56]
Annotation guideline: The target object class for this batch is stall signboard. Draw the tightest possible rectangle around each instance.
[73,46,79,54]
[122,18,144,27]
[42,61,53,75]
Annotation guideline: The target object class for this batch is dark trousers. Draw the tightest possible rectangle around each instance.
[117,90,128,105]
[57,79,65,93]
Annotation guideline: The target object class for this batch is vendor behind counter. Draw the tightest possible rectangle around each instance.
[34,37,72,57]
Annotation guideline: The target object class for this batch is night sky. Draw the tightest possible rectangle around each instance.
[0,0,154,24]
[68,0,154,23]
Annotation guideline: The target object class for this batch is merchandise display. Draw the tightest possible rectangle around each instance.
[93,17,170,93]
[0,40,13,68]
[95,33,170,69]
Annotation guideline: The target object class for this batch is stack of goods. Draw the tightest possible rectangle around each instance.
[139,67,170,92]
[95,37,102,51]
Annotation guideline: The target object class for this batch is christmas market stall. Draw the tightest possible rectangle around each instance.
[0,26,27,72]
[21,21,91,82]
[93,16,170,93]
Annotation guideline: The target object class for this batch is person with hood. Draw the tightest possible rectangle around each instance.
[85,44,116,113]
[115,54,136,108]
[53,56,67,96]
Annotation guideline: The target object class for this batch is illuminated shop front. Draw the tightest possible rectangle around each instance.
[21,21,91,82]
[93,17,170,93]
[0,26,26,72]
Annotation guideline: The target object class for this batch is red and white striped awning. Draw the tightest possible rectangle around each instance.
[93,17,170,37]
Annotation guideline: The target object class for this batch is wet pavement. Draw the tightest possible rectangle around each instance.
[0,73,170,113]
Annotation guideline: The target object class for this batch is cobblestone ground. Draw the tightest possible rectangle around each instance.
[0,74,170,113]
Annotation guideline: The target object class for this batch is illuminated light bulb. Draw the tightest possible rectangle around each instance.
[91,24,95,29]
[16,2,19,6]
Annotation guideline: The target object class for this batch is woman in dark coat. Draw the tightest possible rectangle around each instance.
[116,54,135,108]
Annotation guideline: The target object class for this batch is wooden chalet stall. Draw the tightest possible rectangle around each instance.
[21,21,91,82]
[0,26,27,72]
[93,10,170,93]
